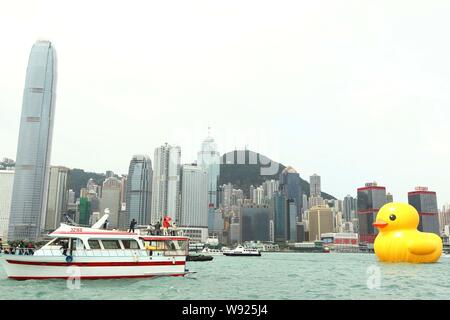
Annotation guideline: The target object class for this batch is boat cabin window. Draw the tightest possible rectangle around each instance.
[143,239,188,255]
[70,238,85,250]
[121,240,140,249]
[88,239,101,250]
[101,240,121,250]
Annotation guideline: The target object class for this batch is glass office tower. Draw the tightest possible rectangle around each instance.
[8,41,57,241]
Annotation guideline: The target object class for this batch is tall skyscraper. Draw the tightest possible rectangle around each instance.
[357,182,387,244]
[151,144,181,222]
[279,166,302,219]
[271,192,288,242]
[308,205,334,241]
[0,170,15,241]
[197,130,220,208]
[179,164,208,242]
[287,199,298,242]
[9,41,57,241]
[343,195,356,222]
[126,155,153,225]
[100,177,122,228]
[44,166,69,232]
[310,174,321,197]
[408,187,439,235]
[240,205,270,242]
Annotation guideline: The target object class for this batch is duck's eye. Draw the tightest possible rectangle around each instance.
[389,214,396,221]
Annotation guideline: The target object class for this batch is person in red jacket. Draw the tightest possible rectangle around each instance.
[163,216,172,235]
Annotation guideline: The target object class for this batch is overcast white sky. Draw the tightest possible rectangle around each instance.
[0,0,449,204]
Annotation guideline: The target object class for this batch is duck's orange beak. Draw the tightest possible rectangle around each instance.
[373,220,388,228]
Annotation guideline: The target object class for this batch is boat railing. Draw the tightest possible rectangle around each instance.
[1,247,180,257]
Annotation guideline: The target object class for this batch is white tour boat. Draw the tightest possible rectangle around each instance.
[223,245,261,257]
[0,216,190,280]
[200,247,225,256]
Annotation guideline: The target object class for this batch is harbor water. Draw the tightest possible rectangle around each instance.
[1,252,449,300]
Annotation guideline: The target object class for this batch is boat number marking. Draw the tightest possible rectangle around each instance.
[70,228,83,232]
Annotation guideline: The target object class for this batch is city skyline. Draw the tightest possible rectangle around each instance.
[1,1,450,204]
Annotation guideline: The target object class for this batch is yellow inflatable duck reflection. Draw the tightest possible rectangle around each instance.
[373,202,442,263]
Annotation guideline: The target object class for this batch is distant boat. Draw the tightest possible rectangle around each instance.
[187,254,213,262]
[223,245,261,257]
[200,247,225,256]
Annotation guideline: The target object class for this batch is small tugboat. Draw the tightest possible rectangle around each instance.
[0,215,191,280]
[223,245,261,257]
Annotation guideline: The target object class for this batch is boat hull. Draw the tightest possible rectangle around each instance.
[1,255,187,280]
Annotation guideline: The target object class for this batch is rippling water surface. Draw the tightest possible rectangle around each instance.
[1,253,449,299]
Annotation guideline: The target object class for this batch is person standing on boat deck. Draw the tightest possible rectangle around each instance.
[171,221,178,236]
[102,219,108,229]
[129,219,137,233]
[155,220,161,235]
[61,240,68,256]
[163,216,172,235]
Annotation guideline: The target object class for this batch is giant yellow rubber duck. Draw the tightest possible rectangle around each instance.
[373,202,442,263]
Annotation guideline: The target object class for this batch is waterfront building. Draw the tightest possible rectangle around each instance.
[151,144,180,222]
[308,205,334,241]
[310,174,321,197]
[229,216,240,244]
[197,130,220,208]
[408,187,439,235]
[9,41,57,241]
[100,177,122,228]
[240,205,270,242]
[180,164,208,242]
[287,199,298,242]
[126,155,153,225]
[271,192,288,242]
[0,170,15,241]
[44,166,69,232]
[320,232,359,252]
[357,182,387,243]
